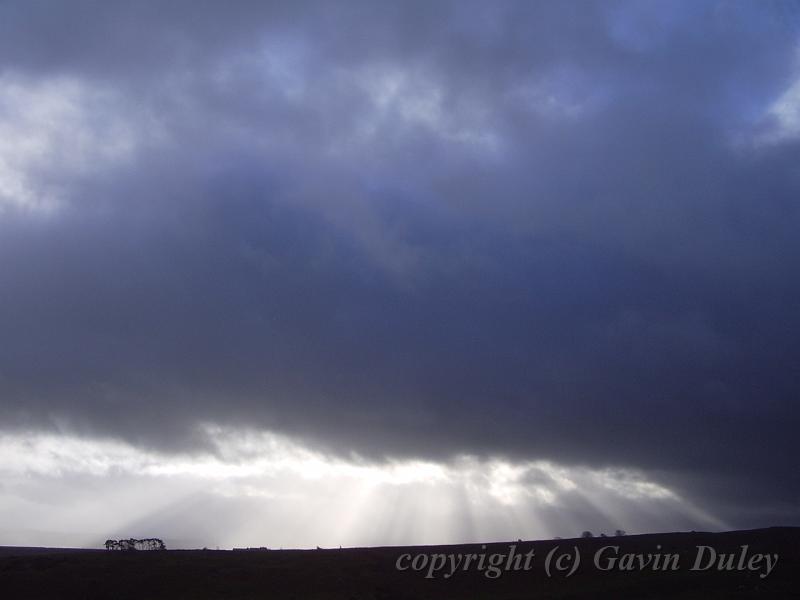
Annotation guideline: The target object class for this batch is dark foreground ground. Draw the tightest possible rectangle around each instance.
[0,527,797,599]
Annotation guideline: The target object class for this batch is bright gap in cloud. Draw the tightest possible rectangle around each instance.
[0,428,726,549]
[0,74,150,215]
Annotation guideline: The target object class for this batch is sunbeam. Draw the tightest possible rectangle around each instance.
[0,429,725,549]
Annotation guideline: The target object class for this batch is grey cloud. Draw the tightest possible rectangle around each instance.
[0,0,799,528]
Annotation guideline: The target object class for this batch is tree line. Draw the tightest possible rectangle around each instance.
[104,538,166,551]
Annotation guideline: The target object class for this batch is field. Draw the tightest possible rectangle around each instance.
[0,527,797,599]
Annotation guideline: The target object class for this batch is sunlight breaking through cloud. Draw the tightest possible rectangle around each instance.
[0,429,726,549]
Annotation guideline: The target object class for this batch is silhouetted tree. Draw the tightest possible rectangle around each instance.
[615,529,626,537]
[104,537,166,551]
[581,531,594,538]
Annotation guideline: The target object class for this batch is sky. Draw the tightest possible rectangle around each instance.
[0,0,799,549]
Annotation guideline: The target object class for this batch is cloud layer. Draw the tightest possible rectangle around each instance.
[1,0,799,532]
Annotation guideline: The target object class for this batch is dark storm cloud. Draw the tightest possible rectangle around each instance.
[1,0,799,527]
